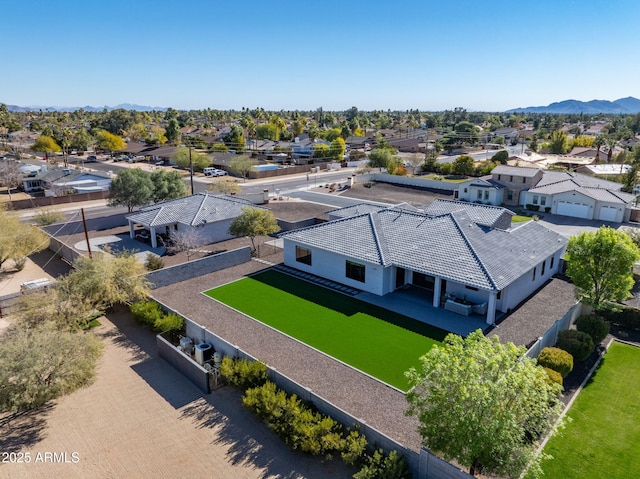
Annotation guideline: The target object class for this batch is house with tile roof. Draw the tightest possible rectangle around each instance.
[22,167,112,195]
[281,201,567,325]
[456,164,637,222]
[125,193,260,248]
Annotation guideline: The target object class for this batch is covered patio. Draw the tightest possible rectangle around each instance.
[356,286,494,337]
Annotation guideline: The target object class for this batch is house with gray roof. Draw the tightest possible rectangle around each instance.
[126,193,259,248]
[22,167,112,195]
[456,164,637,222]
[281,203,567,325]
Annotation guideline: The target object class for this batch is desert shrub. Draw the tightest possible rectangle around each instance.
[144,253,164,271]
[556,330,594,362]
[353,449,411,479]
[220,357,267,390]
[242,380,370,465]
[438,162,453,175]
[130,301,162,329]
[340,428,368,466]
[33,209,64,226]
[543,367,563,387]
[130,301,182,333]
[154,312,183,333]
[599,307,640,330]
[13,256,27,271]
[538,347,574,377]
[576,314,610,344]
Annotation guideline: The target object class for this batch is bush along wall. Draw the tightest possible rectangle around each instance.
[130,301,184,339]
[222,357,410,478]
[575,314,610,345]
[556,330,594,362]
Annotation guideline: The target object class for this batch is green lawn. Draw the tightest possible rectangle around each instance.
[511,215,532,223]
[537,342,640,478]
[204,270,446,390]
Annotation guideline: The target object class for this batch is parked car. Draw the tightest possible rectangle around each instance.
[203,167,228,177]
[114,155,129,162]
[155,160,165,166]
[86,155,97,162]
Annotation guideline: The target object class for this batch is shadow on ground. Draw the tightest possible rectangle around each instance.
[0,404,54,452]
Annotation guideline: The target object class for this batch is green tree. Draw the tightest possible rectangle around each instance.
[172,147,210,171]
[255,123,278,141]
[95,130,126,152]
[452,155,475,176]
[150,169,186,202]
[70,128,93,152]
[32,135,61,159]
[222,125,245,152]
[368,148,395,172]
[549,130,569,154]
[0,322,103,412]
[165,118,181,145]
[0,208,49,270]
[210,142,229,152]
[229,155,257,181]
[565,226,640,310]
[108,168,154,212]
[228,206,281,252]
[329,137,346,162]
[491,150,509,165]
[406,330,563,478]
[126,122,149,142]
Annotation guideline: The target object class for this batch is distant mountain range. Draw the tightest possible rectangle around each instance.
[3,103,167,112]
[506,97,640,114]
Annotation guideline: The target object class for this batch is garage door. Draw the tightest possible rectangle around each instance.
[557,201,590,219]
[599,205,618,222]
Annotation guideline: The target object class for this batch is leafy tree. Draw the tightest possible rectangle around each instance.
[491,149,509,165]
[207,178,241,195]
[150,169,186,202]
[95,130,126,152]
[454,121,479,145]
[32,135,61,158]
[147,125,167,145]
[172,146,209,170]
[126,122,149,142]
[229,155,257,181]
[165,118,181,145]
[329,137,346,162]
[452,155,474,176]
[312,143,330,160]
[368,148,395,172]
[55,251,150,313]
[108,168,154,212]
[529,133,538,152]
[565,226,640,310]
[0,208,49,270]
[323,128,342,142]
[405,330,563,478]
[222,125,245,152]
[210,142,228,152]
[549,130,569,154]
[70,128,93,152]
[255,123,278,141]
[228,206,281,252]
[0,322,103,412]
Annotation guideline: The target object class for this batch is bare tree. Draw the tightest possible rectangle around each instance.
[168,229,204,261]
[0,160,23,202]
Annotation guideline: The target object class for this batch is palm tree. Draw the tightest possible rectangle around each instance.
[604,137,618,163]
[594,135,605,162]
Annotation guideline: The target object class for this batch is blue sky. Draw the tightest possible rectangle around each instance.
[2,0,638,112]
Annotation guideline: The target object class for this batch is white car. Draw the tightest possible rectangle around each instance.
[203,168,228,177]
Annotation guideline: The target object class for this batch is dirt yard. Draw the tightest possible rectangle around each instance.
[0,307,353,479]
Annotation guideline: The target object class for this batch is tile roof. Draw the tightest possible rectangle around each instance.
[282,205,566,291]
[492,164,541,177]
[424,199,513,229]
[327,202,421,219]
[126,193,257,227]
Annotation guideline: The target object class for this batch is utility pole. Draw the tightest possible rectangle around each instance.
[81,208,92,258]
[189,144,194,194]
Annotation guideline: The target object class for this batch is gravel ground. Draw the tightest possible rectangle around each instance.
[340,182,452,208]
[151,260,424,453]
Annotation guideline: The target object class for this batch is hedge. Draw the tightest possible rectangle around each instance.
[599,307,640,330]
[543,367,564,387]
[556,330,594,362]
[575,314,610,345]
[130,301,184,334]
[538,347,573,377]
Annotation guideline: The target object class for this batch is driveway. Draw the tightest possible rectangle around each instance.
[535,212,637,237]
[0,308,353,478]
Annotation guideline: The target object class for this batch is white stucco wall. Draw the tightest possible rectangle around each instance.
[499,249,563,312]
[548,191,596,219]
[458,185,503,205]
[170,218,235,245]
[283,240,387,295]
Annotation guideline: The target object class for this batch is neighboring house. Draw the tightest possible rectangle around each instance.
[281,200,567,325]
[126,193,260,248]
[455,164,636,222]
[576,164,631,176]
[521,171,635,222]
[22,167,112,195]
[327,202,420,221]
[490,165,543,206]
[456,177,506,205]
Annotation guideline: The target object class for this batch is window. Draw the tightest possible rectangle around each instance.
[507,190,513,200]
[346,261,366,283]
[532,195,539,205]
[295,246,312,265]
[541,259,546,275]
[510,176,514,182]
[532,267,536,281]
[497,174,501,180]
[541,196,546,206]
[522,177,526,183]
[497,290,502,300]
[550,255,555,269]
[484,190,489,200]
[463,188,468,193]
[477,190,482,199]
